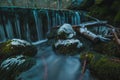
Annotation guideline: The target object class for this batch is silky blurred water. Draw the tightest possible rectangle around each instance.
[17,42,96,80]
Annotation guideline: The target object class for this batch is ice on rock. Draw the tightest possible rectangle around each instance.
[0,55,26,70]
[55,39,83,48]
[58,23,76,38]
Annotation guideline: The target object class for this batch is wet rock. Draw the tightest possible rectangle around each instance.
[0,55,36,80]
[53,39,83,55]
[0,39,37,60]
[57,24,76,39]
[80,52,120,80]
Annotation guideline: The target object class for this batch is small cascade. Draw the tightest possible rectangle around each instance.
[15,15,21,39]
[0,25,6,42]
[33,10,43,40]
[5,19,14,39]
[0,7,83,42]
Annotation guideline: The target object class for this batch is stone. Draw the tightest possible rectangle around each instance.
[0,55,36,80]
[57,24,76,39]
[0,39,37,60]
[53,39,83,55]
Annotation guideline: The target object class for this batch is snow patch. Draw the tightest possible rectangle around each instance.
[79,27,87,33]
[11,39,31,46]
[0,55,26,70]
[80,27,98,38]
[58,23,76,38]
[55,39,83,48]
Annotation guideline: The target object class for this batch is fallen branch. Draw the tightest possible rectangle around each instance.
[79,54,87,80]
[106,24,120,45]
[78,21,107,27]
[112,29,120,45]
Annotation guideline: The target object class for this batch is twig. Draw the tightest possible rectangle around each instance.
[79,55,87,80]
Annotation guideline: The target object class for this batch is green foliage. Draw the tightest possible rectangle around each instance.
[88,0,120,26]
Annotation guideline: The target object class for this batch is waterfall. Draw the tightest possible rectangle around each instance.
[15,15,21,39]
[0,25,6,42]
[33,10,43,40]
[5,19,14,39]
[0,7,83,42]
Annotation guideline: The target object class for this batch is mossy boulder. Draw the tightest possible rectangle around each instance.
[0,39,37,60]
[0,55,36,80]
[57,24,76,39]
[93,41,120,57]
[53,39,83,55]
[80,52,120,80]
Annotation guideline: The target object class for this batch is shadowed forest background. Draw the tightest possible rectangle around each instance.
[0,0,120,26]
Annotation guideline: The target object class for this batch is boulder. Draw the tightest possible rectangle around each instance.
[80,52,120,80]
[0,39,37,60]
[53,39,83,55]
[0,55,36,80]
[57,24,76,39]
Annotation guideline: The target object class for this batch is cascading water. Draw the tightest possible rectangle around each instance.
[0,7,83,43]
[15,15,21,39]
[33,10,43,40]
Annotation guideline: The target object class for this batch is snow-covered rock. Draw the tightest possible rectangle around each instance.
[53,39,83,55]
[0,39,37,60]
[1,55,26,70]
[57,23,76,39]
[55,39,83,48]
[11,39,31,46]
[0,55,35,80]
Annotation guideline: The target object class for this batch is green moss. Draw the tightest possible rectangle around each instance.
[114,10,120,23]
[53,42,81,55]
[93,41,120,57]
[95,0,103,5]
[90,56,120,80]
[80,52,120,80]
[0,40,37,60]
